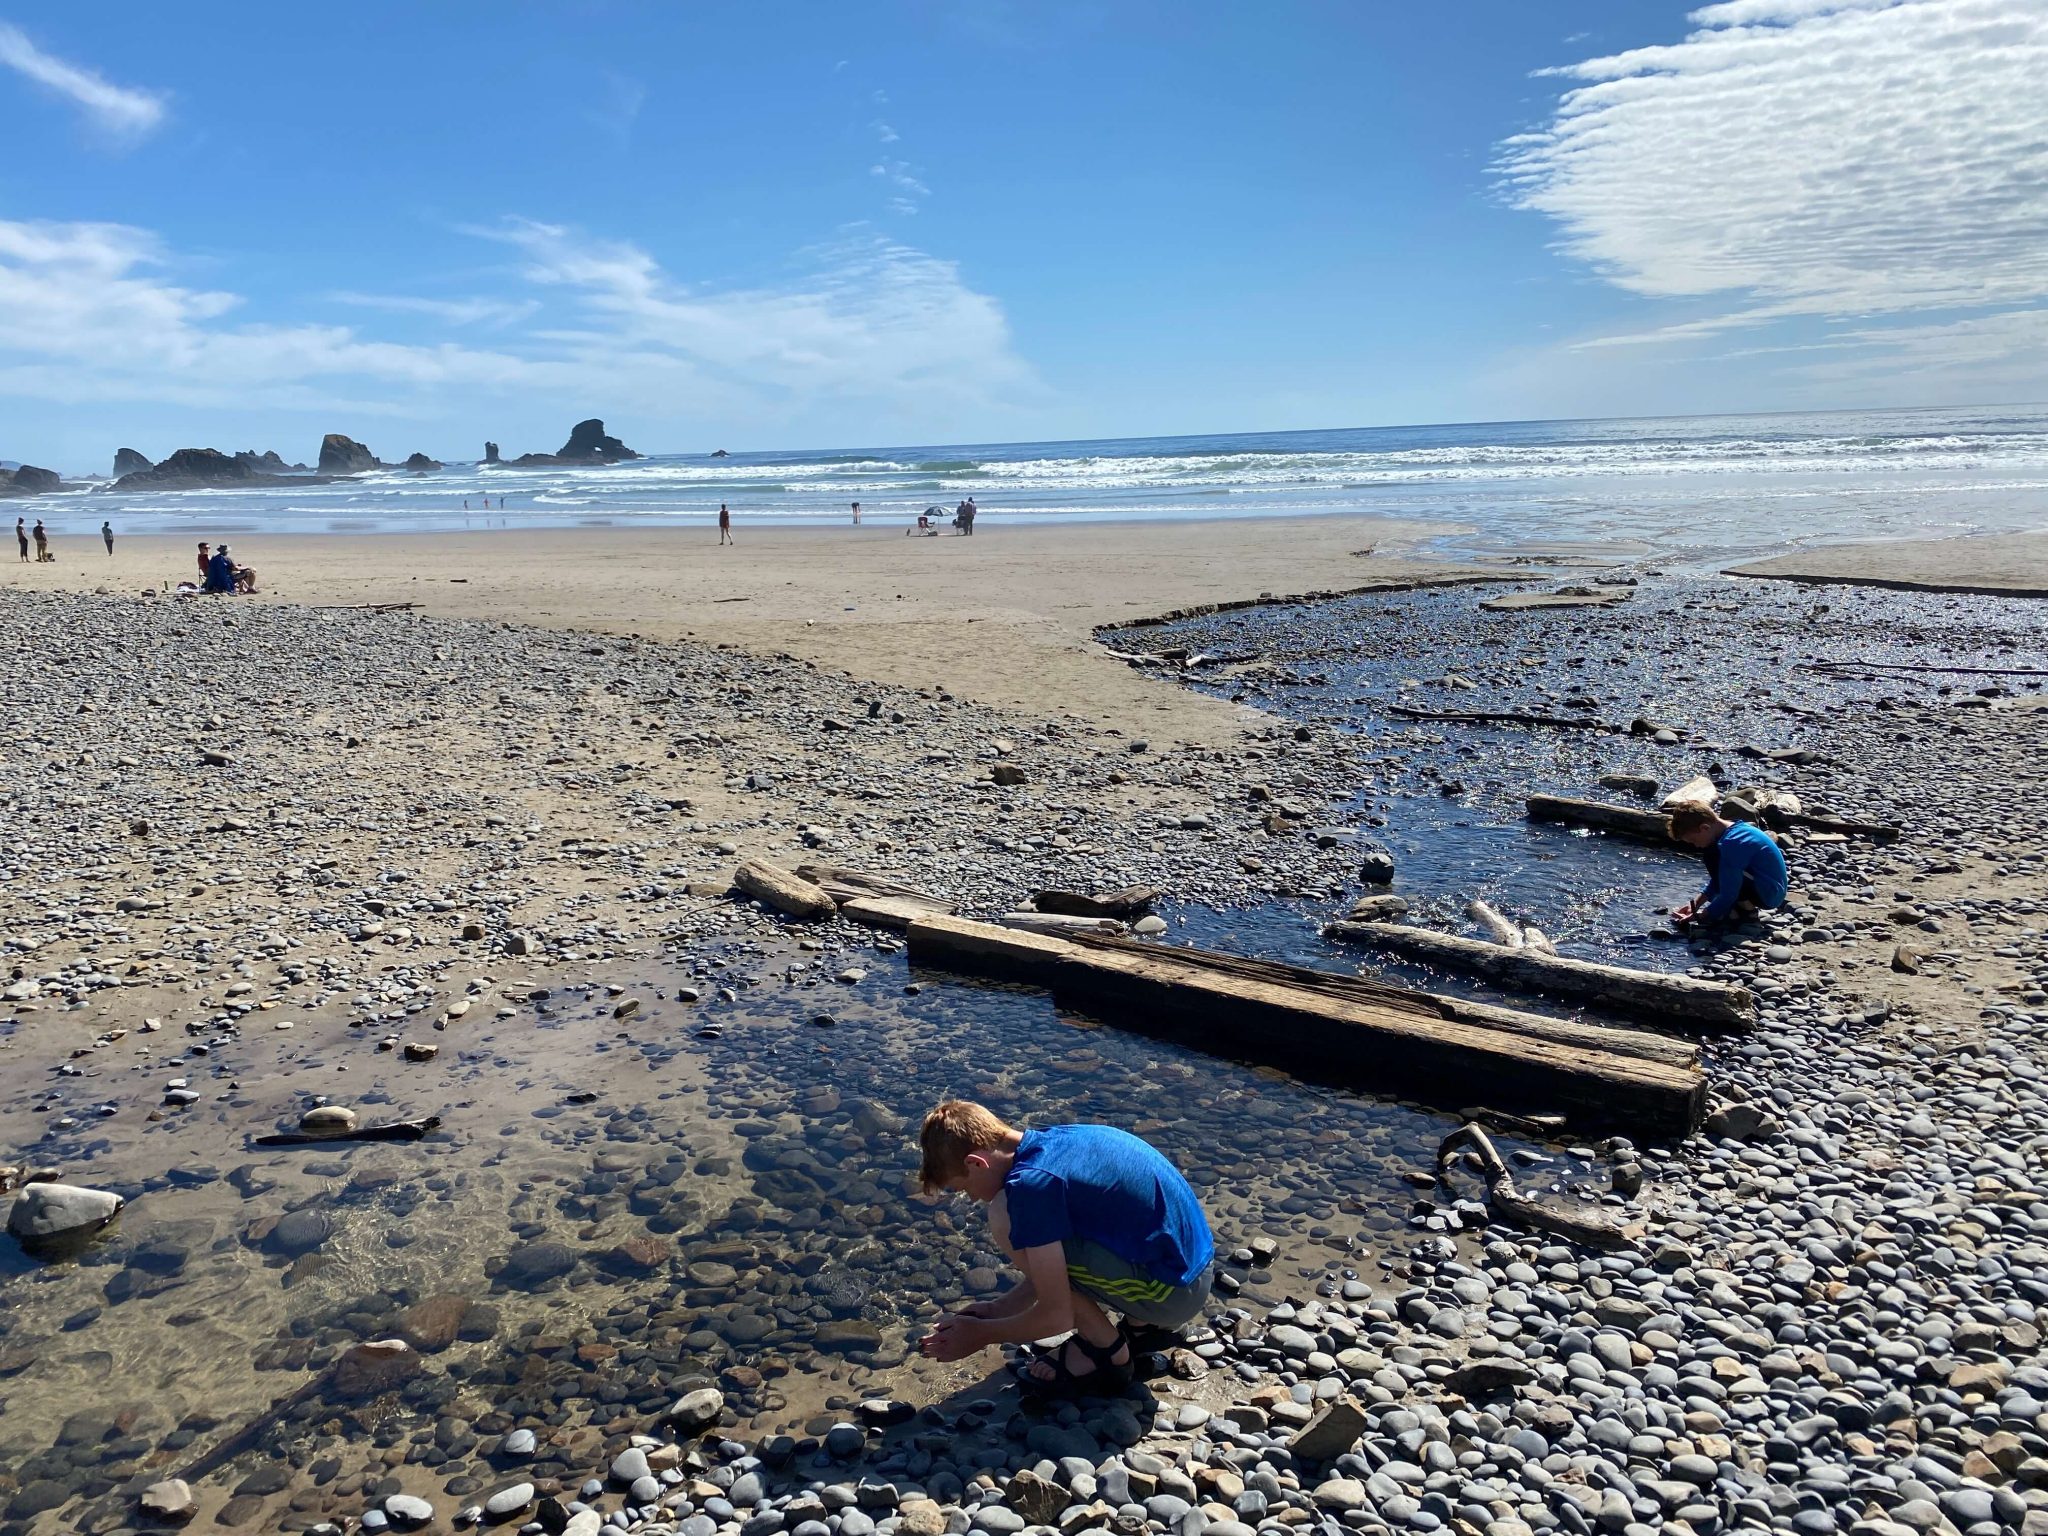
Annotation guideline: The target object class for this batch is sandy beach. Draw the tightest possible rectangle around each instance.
[2,515,1490,750]
[5,524,2048,1536]
[1727,530,2048,598]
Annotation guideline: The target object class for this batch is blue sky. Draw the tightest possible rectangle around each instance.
[2,1,2043,470]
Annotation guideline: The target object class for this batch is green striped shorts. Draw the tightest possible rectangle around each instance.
[1064,1239,1214,1329]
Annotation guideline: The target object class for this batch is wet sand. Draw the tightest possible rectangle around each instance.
[1726,529,2048,597]
[2,515,1493,750]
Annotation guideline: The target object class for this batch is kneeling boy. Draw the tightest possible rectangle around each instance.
[915,1100,1214,1398]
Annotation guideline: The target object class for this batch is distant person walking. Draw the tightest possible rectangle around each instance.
[718,503,734,546]
[14,518,25,563]
[954,497,977,536]
[101,520,114,556]
[851,500,861,525]
[31,520,48,561]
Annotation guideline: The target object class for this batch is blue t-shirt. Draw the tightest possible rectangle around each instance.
[1002,1124,1214,1286]
[1702,819,1788,920]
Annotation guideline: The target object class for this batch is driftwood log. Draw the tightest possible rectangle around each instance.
[733,860,837,920]
[1033,886,1160,919]
[1526,794,1681,845]
[907,916,1704,1135]
[1763,807,1900,842]
[1322,921,1755,1029]
[1437,1123,1645,1249]
[998,911,1130,938]
[252,1116,443,1148]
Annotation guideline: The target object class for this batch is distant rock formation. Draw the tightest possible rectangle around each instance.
[483,441,500,464]
[402,452,443,471]
[113,448,151,478]
[113,448,262,491]
[233,449,303,473]
[318,434,381,475]
[0,464,61,497]
[710,448,729,458]
[508,418,641,468]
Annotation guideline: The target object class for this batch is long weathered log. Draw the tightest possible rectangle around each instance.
[1322,921,1754,1030]
[1388,705,1614,731]
[840,895,952,931]
[252,1116,443,1147]
[1437,1123,1645,1249]
[1762,807,1900,842]
[906,916,1704,1136]
[733,860,837,920]
[1526,794,1679,845]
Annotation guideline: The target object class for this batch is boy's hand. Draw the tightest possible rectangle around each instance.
[1672,901,1696,923]
[918,1314,987,1362]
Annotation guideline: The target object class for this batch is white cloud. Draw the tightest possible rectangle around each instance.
[482,218,1032,404]
[1501,0,2048,351]
[0,22,166,140]
[0,214,1035,424]
[874,120,899,143]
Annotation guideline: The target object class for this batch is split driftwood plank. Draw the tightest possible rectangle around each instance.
[794,863,952,911]
[904,915,1704,1136]
[1321,921,1754,1030]
[840,895,951,931]
[998,911,1129,938]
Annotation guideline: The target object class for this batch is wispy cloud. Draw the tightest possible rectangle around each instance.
[0,22,166,140]
[873,120,899,143]
[588,71,647,147]
[327,291,540,328]
[1500,0,2048,381]
[871,157,930,216]
[0,214,1035,423]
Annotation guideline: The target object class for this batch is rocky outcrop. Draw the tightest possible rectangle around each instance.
[113,448,151,479]
[483,441,500,464]
[114,448,260,491]
[1,465,61,497]
[401,452,443,472]
[507,419,641,467]
[317,433,381,475]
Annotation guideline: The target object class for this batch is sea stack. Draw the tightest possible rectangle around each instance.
[484,441,501,464]
[112,447,151,479]
[558,419,640,462]
[318,434,381,475]
[402,452,444,471]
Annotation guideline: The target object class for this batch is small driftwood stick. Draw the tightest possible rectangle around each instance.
[1388,704,1613,731]
[1436,1123,1644,1250]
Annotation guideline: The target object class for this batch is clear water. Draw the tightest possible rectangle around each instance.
[29,404,2048,561]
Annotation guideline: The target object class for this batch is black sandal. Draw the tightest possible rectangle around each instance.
[1012,1327,1132,1399]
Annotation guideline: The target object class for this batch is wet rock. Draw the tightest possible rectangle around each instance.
[396,1293,471,1352]
[140,1479,196,1522]
[668,1387,725,1432]
[331,1339,424,1398]
[7,1181,124,1249]
[484,1482,534,1519]
[298,1105,358,1136]
[1289,1399,1370,1461]
[498,1242,577,1288]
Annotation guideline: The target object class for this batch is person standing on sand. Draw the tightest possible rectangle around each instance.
[718,503,734,546]
[102,521,114,556]
[31,520,48,561]
[851,500,861,525]
[14,518,25,563]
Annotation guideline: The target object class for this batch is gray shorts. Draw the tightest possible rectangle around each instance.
[1064,1239,1214,1331]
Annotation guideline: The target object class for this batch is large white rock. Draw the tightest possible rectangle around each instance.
[140,1479,195,1522]
[7,1182,124,1241]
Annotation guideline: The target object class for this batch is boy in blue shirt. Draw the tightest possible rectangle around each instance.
[915,1100,1214,1398]
[1668,804,1788,926]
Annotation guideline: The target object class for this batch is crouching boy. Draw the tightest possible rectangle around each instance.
[915,1100,1214,1398]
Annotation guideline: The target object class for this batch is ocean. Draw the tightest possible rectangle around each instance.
[29,402,2048,564]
